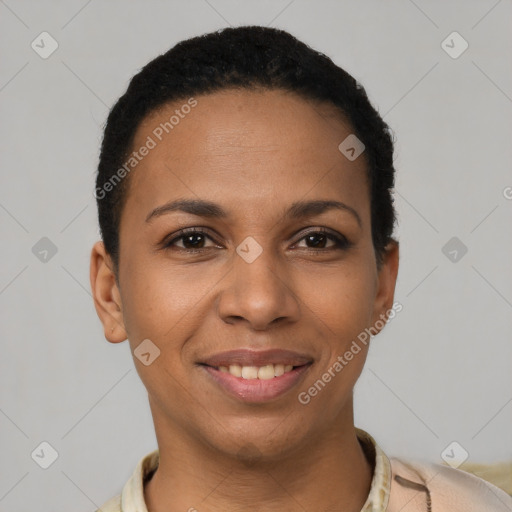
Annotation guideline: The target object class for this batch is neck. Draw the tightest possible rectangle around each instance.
[145,406,373,512]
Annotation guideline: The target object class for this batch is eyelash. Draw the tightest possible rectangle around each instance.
[162,227,352,254]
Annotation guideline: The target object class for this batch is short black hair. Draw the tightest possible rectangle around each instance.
[95,25,397,276]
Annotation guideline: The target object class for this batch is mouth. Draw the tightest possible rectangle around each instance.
[204,362,302,379]
[198,349,313,403]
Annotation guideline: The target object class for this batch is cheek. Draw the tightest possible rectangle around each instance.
[119,259,221,346]
[297,264,376,339]
[295,262,375,401]
[296,269,373,412]
[118,264,207,410]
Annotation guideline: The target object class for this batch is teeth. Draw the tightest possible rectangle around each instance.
[228,364,242,377]
[241,366,259,379]
[219,363,297,379]
[274,364,285,377]
[257,365,275,380]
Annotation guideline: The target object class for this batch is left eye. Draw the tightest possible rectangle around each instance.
[294,230,349,250]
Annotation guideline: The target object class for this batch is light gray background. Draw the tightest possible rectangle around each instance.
[1,1,511,510]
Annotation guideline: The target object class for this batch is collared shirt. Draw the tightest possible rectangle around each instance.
[97,427,512,511]
[96,427,391,512]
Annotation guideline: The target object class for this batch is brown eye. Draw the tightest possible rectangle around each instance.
[295,228,351,251]
[180,232,206,249]
[164,228,218,252]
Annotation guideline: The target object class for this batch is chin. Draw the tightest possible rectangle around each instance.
[200,415,311,463]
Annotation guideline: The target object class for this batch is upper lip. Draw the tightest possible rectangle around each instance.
[200,348,313,368]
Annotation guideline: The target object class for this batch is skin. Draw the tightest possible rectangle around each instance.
[90,88,399,512]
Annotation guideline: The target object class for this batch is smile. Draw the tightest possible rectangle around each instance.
[199,353,313,403]
[217,363,295,379]
[199,348,314,402]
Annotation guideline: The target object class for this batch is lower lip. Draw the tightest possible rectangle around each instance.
[201,364,312,403]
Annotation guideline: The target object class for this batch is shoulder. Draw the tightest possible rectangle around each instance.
[388,456,512,512]
[95,493,121,512]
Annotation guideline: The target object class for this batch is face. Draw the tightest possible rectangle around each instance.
[91,88,398,461]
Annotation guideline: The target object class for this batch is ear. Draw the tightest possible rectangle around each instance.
[370,240,400,334]
[89,241,127,343]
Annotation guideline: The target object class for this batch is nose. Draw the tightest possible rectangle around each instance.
[216,246,300,330]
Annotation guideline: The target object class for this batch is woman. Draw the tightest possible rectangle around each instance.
[90,25,511,511]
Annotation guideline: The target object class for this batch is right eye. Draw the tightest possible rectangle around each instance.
[163,228,221,253]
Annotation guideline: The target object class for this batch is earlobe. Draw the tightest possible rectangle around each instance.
[89,241,127,343]
[371,240,400,334]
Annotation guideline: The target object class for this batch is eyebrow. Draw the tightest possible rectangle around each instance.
[145,198,362,228]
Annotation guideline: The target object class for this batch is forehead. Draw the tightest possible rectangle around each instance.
[124,88,370,225]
